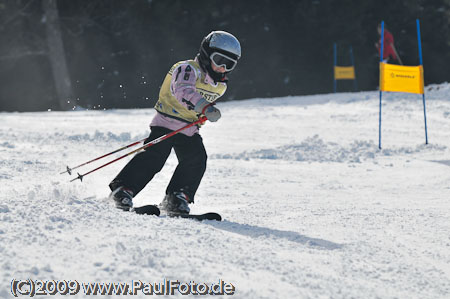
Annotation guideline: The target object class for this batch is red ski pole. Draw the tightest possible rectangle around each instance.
[70,116,207,182]
[61,137,147,175]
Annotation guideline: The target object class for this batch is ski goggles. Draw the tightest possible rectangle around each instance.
[210,52,238,72]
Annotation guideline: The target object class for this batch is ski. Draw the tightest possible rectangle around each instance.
[132,204,160,216]
[168,212,222,221]
[132,204,221,221]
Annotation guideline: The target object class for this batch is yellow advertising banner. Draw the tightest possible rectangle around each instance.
[380,63,424,94]
[334,66,355,80]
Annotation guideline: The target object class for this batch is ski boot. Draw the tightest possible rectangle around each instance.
[159,191,191,215]
[109,186,134,211]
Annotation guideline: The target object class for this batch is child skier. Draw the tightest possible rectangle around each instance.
[108,30,241,215]
[375,23,402,65]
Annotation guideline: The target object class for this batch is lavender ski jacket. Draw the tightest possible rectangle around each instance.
[151,58,227,136]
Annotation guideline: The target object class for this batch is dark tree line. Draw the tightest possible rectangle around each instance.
[1,0,450,112]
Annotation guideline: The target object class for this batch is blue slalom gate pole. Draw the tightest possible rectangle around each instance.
[333,43,337,93]
[378,21,384,149]
[417,19,428,144]
[349,46,358,91]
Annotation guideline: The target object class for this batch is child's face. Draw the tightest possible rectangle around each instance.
[211,62,227,74]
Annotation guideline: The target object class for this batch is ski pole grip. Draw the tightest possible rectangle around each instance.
[201,103,213,115]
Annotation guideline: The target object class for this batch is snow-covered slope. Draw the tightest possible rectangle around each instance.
[1,85,450,298]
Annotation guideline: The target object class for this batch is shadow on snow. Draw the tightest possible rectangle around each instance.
[207,220,343,250]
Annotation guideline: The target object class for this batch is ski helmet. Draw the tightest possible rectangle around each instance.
[198,31,241,82]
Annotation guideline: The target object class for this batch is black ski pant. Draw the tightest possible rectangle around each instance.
[109,126,207,202]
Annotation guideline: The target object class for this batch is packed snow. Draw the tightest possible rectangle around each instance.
[1,84,450,298]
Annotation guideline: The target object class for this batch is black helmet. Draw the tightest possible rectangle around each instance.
[198,31,241,82]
